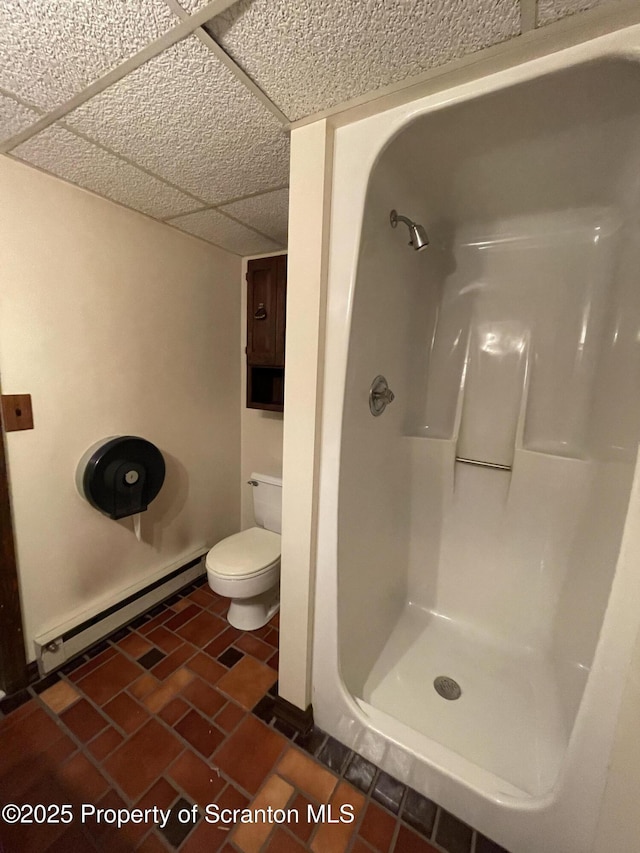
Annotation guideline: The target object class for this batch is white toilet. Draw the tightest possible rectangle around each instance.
[206,473,282,630]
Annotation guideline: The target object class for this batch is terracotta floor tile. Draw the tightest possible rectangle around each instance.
[146,625,185,654]
[179,818,231,853]
[167,748,226,807]
[216,656,277,709]
[215,700,245,733]
[118,632,153,660]
[353,839,377,853]
[78,652,142,705]
[87,726,125,762]
[276,747,338,804]
[104,718,184,800]
[136,832,169,852]
[0,707,65,777]
[175,709,225,757]
[0,697,37,730]
[39,680,81,713]
[151,643,194,680]
[136,777,179,812]
[233,773,294,853]
[187,651,226,685]
[252,624,273,641]
[265,828,309,853]
[163,604,200,632]
[203,625,241,658]
[59,752,110,802]
[129,672,161,700]
[176,609,226,647]
[214,715,287,795]
[143,667,194,713]
[359,801,397,852]
[46,825,96,852]
[90,789,149,847]
[311,780,365,853]
[138,610,174,636]
[289,793,316,843]
[265,627,279,647]
[393,825,439,852]
[60,697,108,742]
[181,677,227,717]
[267,650,279,671]
[188,585,215,607]
[235,633,274,661]
[269,612,280,628]
[218,782,250,811]
[68,647,117,682]
[209,595,231,615]
[159,696,190,726]
[103,691,149,735]
[0,735,76,804]
[170,597,193,613]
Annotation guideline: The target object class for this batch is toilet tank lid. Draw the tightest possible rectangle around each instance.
[251,472,282,487]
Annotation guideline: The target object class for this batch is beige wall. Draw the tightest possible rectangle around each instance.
[0,155,241,661]
[240,254,285,531]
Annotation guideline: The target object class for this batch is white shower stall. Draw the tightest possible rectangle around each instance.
[313,25,640,853]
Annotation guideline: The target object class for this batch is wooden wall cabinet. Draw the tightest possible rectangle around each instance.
[246,254,287,411]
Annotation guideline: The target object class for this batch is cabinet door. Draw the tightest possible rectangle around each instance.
[247,257,278,365]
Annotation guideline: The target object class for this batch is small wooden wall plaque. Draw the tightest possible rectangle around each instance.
[1,394,34,432]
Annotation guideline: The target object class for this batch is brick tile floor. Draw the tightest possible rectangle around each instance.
[0,577,509,853]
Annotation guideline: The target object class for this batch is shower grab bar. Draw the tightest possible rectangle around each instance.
[455,456,512,471]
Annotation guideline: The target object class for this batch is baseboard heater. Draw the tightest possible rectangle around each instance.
[34,551,207,676]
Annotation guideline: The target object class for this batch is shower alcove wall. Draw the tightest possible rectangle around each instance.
[313,27,640,853]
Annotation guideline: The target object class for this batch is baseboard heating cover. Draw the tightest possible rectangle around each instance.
[34,549,208,675]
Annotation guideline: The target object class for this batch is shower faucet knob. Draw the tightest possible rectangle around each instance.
[369,375,395,416]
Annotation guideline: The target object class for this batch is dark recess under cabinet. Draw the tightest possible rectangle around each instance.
[246,254,287,411]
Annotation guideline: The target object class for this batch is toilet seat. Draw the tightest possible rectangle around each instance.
[206,527,280,579]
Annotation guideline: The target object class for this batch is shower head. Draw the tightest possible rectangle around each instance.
[390,209,429,251]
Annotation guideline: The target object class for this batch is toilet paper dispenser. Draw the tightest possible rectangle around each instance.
[76,436,165,520]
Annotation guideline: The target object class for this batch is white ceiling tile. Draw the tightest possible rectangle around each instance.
[64,35,290,205]
[0,0,176,110]
[205,0,521,120]
[219,188,289,245]
[174,0,211,11]
[12,124,201,219]
[169,208,282,255]
[0,92,40,143]
[536,0,611,25]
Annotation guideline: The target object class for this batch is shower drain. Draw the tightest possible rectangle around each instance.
[434,676,462,700]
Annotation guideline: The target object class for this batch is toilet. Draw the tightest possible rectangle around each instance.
[206,473,282,630]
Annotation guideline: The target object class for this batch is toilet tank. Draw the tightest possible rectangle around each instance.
[251,472,282,534]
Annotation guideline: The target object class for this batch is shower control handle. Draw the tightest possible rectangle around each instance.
[369,375,395,416]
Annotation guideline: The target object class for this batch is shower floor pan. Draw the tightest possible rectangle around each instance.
[361,603,567,796]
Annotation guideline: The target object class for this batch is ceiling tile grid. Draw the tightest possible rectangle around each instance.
[11,124,204,220]
[0,91,41,142]
[0,0,178,112]
[168,207,282,254]
[63,35,290,205]
[219,188,289,245]
[204,0,522,121]
[536,0,614,25]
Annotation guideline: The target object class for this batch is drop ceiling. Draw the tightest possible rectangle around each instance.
[0,0,612,256]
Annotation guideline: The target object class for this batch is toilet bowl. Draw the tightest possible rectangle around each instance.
[206,473,282,630]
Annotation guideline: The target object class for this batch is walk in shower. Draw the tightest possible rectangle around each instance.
[313,26,640,853]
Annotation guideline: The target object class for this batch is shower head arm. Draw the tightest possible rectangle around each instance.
[389,210,414,230]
